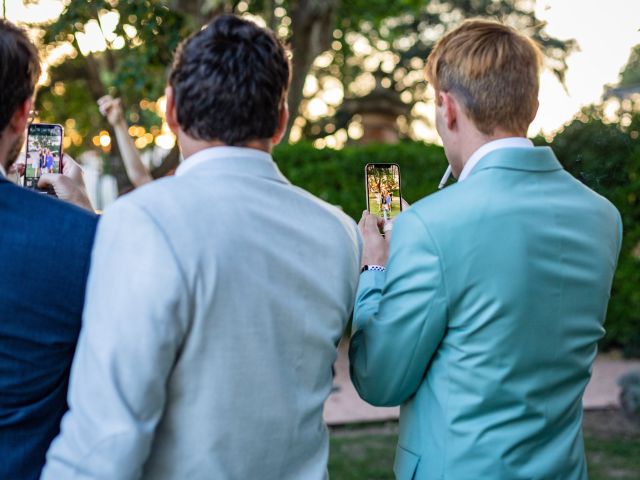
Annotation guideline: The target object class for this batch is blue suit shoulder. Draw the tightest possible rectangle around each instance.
[0,179,97,234]
[0,179,98,480]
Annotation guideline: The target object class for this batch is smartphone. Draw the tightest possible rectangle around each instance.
[24,123,63,191]
[365,163,402,222]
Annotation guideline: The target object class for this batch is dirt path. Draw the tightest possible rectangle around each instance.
[324,338,640,425]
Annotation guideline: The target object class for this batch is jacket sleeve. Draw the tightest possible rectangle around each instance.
[42,201,191,480]
[349,209,448,407]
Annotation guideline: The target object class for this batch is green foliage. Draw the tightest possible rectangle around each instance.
[34,0,188,159]
[337,0,424,25]
[584,430,640,480]
[44,0,186,100]
[329,428,397,479]
[273,141,447,221]
[33,0,575,153]
[328,415,640,480]
[538,106,640,357]
[619,44,640,88]
[306,0,576,140]
[619,370,640,419]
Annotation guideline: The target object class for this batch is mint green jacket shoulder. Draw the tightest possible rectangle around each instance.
[350,147,622,480]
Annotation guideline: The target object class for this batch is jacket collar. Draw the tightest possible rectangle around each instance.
[175,146,289,185]
[469,146,563,176]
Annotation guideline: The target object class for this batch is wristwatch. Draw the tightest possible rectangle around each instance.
[360,265,386,273]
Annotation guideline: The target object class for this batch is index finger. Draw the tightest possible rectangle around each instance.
[358,210,369,229]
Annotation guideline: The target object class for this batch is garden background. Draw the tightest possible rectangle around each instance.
[6,0,640,477]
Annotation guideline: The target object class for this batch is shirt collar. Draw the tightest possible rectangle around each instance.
[458,137,534,182]
[175,146,274,177]
[0,163,6,178]
[174,145,290,186]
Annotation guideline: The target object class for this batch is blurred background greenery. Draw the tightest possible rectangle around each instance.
[5,0,640,355]
[4,1,639,476]
[20,0,574,183]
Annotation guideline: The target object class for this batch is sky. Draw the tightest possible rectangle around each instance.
[5,0,640,138]
[530,0,640,135]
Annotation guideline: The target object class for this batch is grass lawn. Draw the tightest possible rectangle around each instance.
[328,410,640,479]
[367,194,402,220]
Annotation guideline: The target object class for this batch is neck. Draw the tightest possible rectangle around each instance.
[455,128,526,176]
[178,134,273,161]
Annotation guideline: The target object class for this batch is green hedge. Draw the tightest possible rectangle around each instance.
[274,131,640,357]
[273,141,447,221]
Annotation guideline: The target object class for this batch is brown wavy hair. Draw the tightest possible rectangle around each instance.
[425,19,542,136]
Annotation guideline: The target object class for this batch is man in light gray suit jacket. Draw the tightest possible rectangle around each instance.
[43,15,361,480]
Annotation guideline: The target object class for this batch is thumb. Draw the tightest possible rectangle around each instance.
[37,172,62,190]
[363,211,381,233]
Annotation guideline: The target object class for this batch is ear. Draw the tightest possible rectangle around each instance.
[164,86,180,135]
[271,100,289,146]
[9,97,32,135]
[530,97,539,124]
[441,91,458,131]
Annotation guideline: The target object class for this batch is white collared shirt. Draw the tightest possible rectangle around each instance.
[458,137,534,182]
[0,163,6,178]
[175,146,273,177]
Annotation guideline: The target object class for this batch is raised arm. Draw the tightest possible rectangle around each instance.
[98,96,153,187]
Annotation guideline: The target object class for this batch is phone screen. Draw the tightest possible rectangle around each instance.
[366,163,402,221]
[24,123,63,189]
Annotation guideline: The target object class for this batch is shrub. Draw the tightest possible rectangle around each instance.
[273,141,448,221]
[619,370,640,419]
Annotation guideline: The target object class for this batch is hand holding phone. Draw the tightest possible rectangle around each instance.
[24,123,63,192]
[37,154,94,212]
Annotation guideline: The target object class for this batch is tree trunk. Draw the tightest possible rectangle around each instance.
[287,0,338,139]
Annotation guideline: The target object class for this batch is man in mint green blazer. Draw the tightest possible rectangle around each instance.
[350,20,622,480]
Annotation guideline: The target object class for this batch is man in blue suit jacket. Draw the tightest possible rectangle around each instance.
[350,20,622,479]
[0,20,97,479]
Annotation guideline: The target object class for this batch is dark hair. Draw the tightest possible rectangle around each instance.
[0,20,40,134]
[169,15,290,146]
